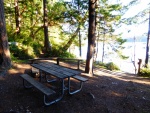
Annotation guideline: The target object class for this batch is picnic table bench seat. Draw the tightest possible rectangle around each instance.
[72,75,88,82]
[20,74,56,106]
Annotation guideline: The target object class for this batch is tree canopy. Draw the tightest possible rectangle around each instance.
[1,0,150,73]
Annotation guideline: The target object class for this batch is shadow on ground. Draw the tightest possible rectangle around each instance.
[0,62,150,113]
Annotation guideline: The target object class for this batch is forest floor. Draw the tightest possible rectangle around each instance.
[0,61,150,113]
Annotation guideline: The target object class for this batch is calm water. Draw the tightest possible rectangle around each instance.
[71,42,148,74]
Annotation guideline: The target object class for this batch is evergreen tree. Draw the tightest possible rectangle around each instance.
[85,0,96,75]
[0,0,11,72]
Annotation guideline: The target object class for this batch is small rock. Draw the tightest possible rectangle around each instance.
[142,97,146,100]
[112,82,117,85]
[26,109,31,113]
[19,106,23,110]
[88,92,95,99]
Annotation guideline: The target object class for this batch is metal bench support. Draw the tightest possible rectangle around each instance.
[68,75,88,95]
[20,74,57,106]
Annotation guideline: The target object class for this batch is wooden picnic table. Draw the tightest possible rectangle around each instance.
[29,62,88,105]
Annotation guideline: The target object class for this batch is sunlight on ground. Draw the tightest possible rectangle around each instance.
[112,76,150,85]
[111,91,123,97]
[12,63,31,69]
[8,63,31,75]
[94,69,150,85]
[8,69,23,74]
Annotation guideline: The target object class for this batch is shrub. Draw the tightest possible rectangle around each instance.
[106,62,120,71]
[47,46,76,58]
[94,61,120,71]
[94,61,107,69]
[138,67,150,77]
[9,44,34,60]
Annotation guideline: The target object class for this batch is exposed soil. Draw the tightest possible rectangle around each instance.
[0,61,150,113]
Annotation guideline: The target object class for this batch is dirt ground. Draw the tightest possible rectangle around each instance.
[0,62,150,113]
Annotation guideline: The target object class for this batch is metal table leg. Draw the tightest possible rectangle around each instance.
[44,79,65,106]
[68,77,83,95]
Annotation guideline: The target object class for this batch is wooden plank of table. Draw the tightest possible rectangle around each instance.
[31,64,68,79]
[28,57,58,63]
[38,62,81,76]
[58,67,80,74]
[39,63,57,70]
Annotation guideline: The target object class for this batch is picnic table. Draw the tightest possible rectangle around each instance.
[20,62,88,106]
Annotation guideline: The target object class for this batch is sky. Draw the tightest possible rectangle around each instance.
[119,0,150,38]
[64,0,149,39]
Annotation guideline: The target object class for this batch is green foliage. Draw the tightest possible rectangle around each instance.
[109,37,129,60]
[138,67,150,77]
[116,38,127,45]
[94,61,107,69]
[106,62,120,71]
[94,61,120,71]
[32,42,43,56]
[47,2,67,24]
[10,53,28,63]
[4,0,142,63]
[9,45,34,60]
[48,46,76,58]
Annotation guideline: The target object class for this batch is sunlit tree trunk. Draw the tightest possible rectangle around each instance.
[145,11,150,67]
[78,0,81,57]
[0,0,11,71]
[102,32,105,63]
[43,0,51,53]
[85,0,96,75]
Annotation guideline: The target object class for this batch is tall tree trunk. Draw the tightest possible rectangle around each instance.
[78,0,81,57]
[102,30,105,63]
[14,0,20,35]
[30,1,34,39]
[145,11,150,67]
[78,28,81,56]
[0,0,11,71]
[85,0,96,75]
[43,0,51,53]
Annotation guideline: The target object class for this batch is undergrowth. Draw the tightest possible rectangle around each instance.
[94,61,120,71]
[138,67,150,78]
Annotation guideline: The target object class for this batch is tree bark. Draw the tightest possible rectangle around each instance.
[145,11,150,67]
[78,0,82,57]
[14,0,20,35]
[102,26,105,63]
[43,0,51,53]
[85,0,96,75]
[0,0,11,71]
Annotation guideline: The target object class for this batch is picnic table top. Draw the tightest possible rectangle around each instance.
[31,63,81,79]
